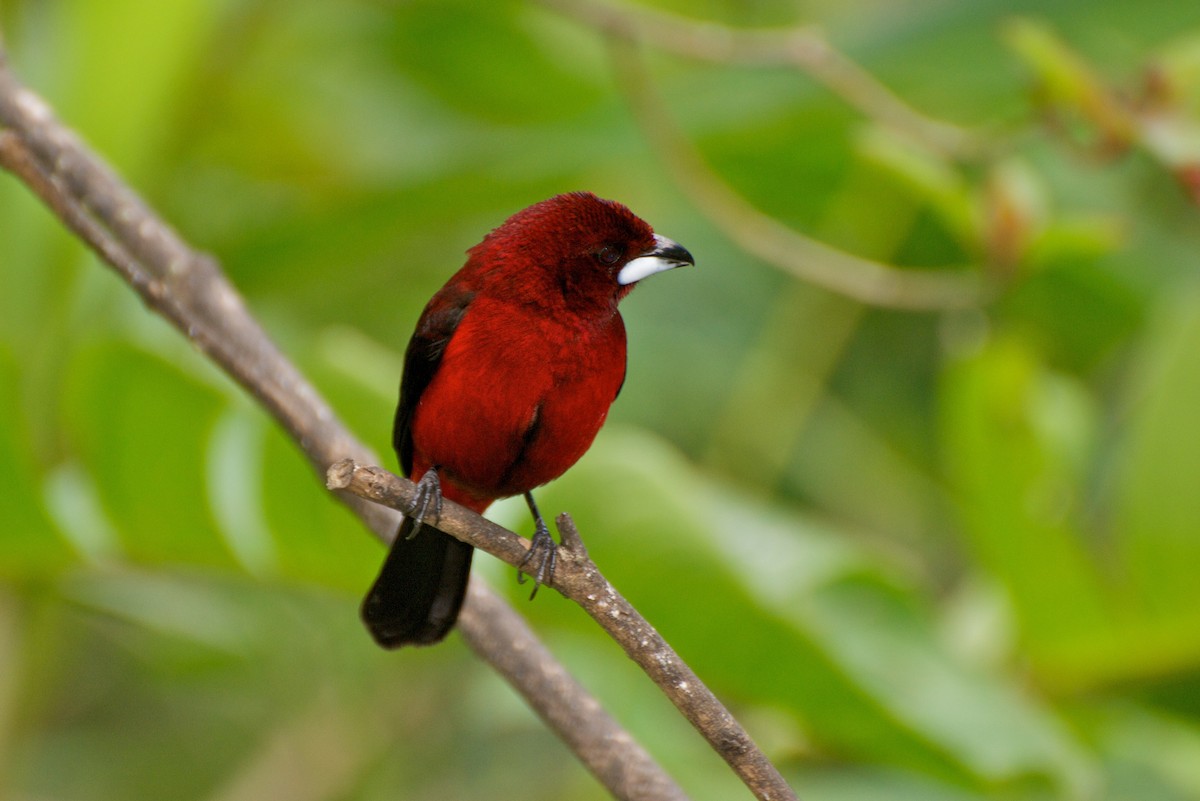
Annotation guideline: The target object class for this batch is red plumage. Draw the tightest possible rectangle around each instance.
[362,192,693,648]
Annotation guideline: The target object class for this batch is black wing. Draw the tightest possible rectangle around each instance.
[393,283,475,476]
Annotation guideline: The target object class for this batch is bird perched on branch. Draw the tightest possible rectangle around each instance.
[361,191,694,648]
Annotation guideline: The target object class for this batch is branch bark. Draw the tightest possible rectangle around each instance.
[0,50,696,801]
[328,460,798,801]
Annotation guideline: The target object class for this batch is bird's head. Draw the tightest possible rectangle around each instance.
[469,192,693,312]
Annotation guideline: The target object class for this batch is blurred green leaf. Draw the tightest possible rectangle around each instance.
[260,418,381,593]
[535,426,1090,792]
[1091,704,1200,800]
[56,0,222,178]
[0,348,72,577]
[7,0,1200,798]
[1115,290,1200,652]
[383,0,603,124]
[63,341,232,567]
[939,335,1117,686]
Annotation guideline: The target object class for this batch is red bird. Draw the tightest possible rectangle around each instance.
[361,192,693,648]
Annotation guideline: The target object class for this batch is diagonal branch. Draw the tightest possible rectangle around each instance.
[608,38,988,310]
[538,0,980,159]
[0,60,391,533]
[537,0,991,311]
[0,52,689,801]
[328,460,798,801]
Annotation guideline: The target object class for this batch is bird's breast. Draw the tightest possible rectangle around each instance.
[409,297,627,502]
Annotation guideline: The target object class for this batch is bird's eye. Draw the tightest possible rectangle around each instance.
[596,244,623,265]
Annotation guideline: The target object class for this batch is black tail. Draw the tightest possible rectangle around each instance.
[361,517,474,648]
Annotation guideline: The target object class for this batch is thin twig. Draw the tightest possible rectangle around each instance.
[538,0,979,159]
[0,57,689,801]
[607,39,988,311]
[535,0,990,309]
[328,460,799,801]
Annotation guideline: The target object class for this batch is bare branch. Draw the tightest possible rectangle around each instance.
[0,56,692,801]
[607,40,989,311]
[329,459,799,801]
[460,581,691,801]
[531,0,991,310]
[538,0,979,159]
[0,63,393,534]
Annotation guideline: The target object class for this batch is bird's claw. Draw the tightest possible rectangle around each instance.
[405,469,443,539]
[517,519,557,599]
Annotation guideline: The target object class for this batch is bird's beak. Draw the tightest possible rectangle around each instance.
[617,234,694,286]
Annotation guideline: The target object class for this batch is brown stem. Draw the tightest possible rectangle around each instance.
[328,460,799,801]
[0,56,689,801]
[461,580,690,801]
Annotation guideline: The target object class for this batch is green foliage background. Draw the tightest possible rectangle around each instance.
[4,1,1200,799]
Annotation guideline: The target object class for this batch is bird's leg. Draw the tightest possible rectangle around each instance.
[517,491,557,598]
[405,467,443,539]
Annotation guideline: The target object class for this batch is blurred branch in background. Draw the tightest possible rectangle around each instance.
[538,0,980,159]
[541,0,993,310]
[611,40,989,311]
[9,1,1200,798]
[543,3,1200,310]
[1005,18,1200,204]
[0,50,703,801]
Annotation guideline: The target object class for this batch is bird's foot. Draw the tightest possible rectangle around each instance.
[518,491,557,598]
[405,468,443,538]
[517,517,557,599]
